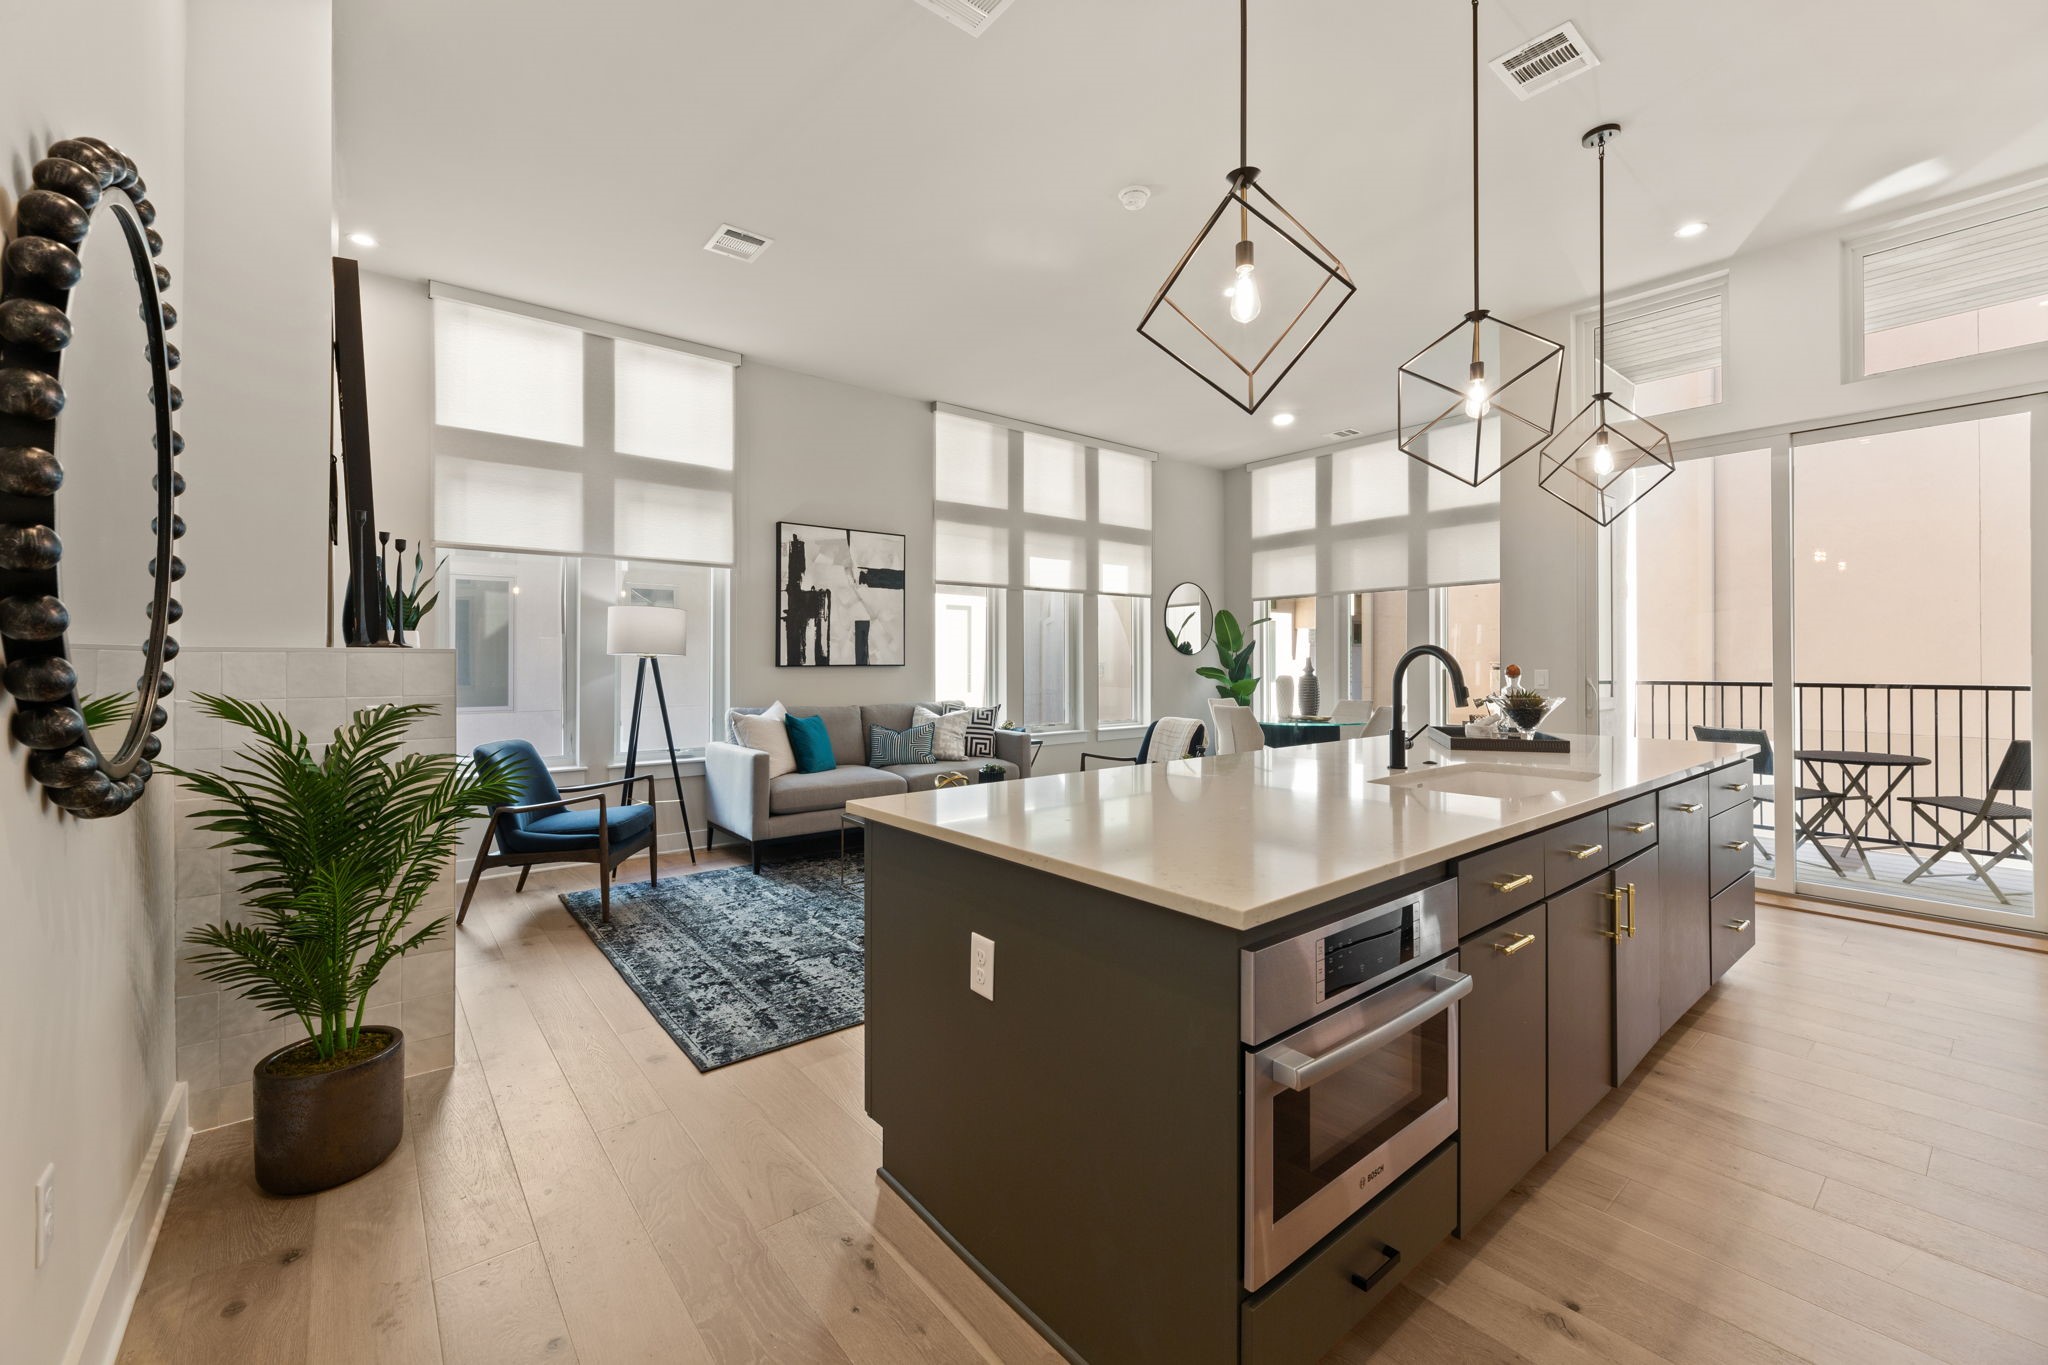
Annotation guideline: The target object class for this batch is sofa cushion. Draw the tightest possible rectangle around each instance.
[785,713,837,773]
[499,802,655,854]
[862,703,917,735]
[869,722,935,767]
[733,702,797,779]
[768,764,906,815]
[730,704,865,766]
[892,759,1019,792]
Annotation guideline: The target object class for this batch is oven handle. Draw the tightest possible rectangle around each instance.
[1263,970,1472,1092]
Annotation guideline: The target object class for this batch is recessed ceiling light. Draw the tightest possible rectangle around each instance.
[1673,221,1708,239]
[1844,159,1949,213]
[346,231,377,248]
[1270,412,1296,427]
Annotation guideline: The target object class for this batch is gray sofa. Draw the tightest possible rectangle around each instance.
[705,702,1029,871]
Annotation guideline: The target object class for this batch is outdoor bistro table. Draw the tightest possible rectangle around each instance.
[1794,749,1931,877]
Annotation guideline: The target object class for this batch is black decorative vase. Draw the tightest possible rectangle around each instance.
[251,1025,405,1196]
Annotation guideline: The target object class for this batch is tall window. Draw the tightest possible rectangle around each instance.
[1851,184,2048,376]
[933,407,1153,735]
[1574,275,1726,417]
[433,286,737,768]
[1250,438,1500,721]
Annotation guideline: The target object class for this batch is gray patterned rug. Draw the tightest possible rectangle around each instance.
[559,848,864,1070]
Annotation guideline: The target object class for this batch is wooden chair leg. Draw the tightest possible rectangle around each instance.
[456,824,496,925]
[599,862,611,922]
[514,866,531,893]
[648,836,659,887]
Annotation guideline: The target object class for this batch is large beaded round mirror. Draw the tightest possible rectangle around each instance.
[0,136,181,818]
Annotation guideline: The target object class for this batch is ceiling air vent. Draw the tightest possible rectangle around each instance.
[704,224,773,263]
[909,0,1017,36]
[1326,428,1363,441]
[1490,22,1599,99]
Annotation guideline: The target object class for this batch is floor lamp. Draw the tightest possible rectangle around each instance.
[608,604,698,864]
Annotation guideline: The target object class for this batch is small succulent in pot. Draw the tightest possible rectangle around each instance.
[1490,664,1564,735]
[977,761,1007,783]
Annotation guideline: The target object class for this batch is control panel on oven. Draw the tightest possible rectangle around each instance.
[1241,879,1457,1046]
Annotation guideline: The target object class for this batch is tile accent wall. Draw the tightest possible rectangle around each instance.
[71,646,461,1132]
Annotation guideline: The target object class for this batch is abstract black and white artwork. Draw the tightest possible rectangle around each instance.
[776,522,906,666]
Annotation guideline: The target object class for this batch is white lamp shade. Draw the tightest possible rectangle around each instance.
[607,604,688,657]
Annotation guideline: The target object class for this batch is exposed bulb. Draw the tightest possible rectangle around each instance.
[1230,262,1261,324]
[1592,433,1614,476]
[1462,376,1491,421]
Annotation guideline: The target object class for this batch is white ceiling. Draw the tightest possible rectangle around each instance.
[333,0,2048,467]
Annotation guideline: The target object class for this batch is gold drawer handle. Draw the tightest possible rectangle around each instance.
[1673,802,1703,813]
[1723,840,1750,851]
[1567,843,1604,861]
[1491,873,1535,893]
[1623,820,1656,834]
[1495,932,1537,956]
[1725,918,1752,932]
[1723,782,1748,792]
[1597,883,1637,937]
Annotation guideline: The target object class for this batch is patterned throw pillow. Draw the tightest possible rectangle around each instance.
[959,704,1001,759]
[869,722,935,767]
[913,705,970,761]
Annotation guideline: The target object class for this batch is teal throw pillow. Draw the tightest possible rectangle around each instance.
[869,723,935,767]
[784,713,837,774]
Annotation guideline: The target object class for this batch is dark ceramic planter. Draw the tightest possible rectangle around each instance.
[251,1025,404,1196]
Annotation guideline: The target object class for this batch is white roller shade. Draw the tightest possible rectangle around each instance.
[436,457,584,553]
[936,412,1008,508]
[1599,289,1723,385]
[1097,540,1152,596]
[1252,458,1316,537]
[1331,533,1407,593]
[433,298,584,445]
[1251,544,1316,599]
[1330,442,1407,524]
[936,520,1010,587]
[1864,203,2048,331]
[1025,531,1081,590]
[1097,449,1152,529]
[614,340,735,469]
[614,480,734,564]
[1427,521,1498,586]
[1022,434,1086,518]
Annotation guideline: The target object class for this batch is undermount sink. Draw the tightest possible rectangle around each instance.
[1371,761,1602,800]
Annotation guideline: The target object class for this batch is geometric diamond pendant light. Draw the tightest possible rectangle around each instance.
[1396,0,1564,485]
[1138,0,1356,415]
[1539,123,1676,526]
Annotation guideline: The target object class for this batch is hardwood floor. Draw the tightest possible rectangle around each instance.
[119,850,2048,1364]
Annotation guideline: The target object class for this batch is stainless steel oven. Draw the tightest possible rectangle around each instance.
[1241,879,1465,1290]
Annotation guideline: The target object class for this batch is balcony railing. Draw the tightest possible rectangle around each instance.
[1636,680,2031,856]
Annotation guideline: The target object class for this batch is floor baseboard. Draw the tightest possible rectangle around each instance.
[1760,889,2048,952]
[67,1082,190,1365]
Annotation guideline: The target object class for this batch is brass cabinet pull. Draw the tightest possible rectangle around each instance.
[1725,918,1752,932]
[1723,782,1748,792]
[1624,820,1656,834]
[1491,873,1535,893]
[1567,843,1604,861]
[1627,882,1637,937]
[1495,932,1537,955]
[1673,802,1703,813]
[1600,883,1638,937]
[1723,840,1750,851]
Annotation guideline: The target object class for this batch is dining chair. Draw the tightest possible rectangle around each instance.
[1692,726,1844,870]
[1079,716,1206,770]
[456,738,659,925]
[1206,699,1267,755]
[1329,698,1374,725]
[1902,740,2031,905]
[1357,706,1396,738]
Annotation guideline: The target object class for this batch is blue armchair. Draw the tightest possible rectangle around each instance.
[456,739,659,925]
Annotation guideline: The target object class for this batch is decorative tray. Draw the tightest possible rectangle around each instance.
[1427,724,1573,755]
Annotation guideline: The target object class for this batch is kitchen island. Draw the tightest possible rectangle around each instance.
[851,734,1756,1365]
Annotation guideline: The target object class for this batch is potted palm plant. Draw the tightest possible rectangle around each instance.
[1194,608,1272,706]
[167,697,511,1195]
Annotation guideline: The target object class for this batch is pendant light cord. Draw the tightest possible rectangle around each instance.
[1470,0,1480,314]
[1596,136,1606,397]
[1239,0,1250,239]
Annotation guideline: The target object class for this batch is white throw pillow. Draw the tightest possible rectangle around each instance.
[914,705,970,762]
[733,701,798,780]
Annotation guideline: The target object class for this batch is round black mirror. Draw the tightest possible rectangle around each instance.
[1,136,181,818]
[1163,581,1213,656]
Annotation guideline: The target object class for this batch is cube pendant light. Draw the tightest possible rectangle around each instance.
[1396,0,1564,485]
[1137,0,1356,415]
[1538,124,1675,525]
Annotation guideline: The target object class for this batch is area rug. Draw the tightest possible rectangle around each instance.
[559,848,864,1070]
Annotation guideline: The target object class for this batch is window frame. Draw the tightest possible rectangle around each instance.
[934,582,1005,712]
[1570,271,1728,418]
[451,570,519,715]
[1843,179,2048,383]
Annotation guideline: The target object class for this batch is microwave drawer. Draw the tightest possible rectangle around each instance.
[1241,1140,1457,1365]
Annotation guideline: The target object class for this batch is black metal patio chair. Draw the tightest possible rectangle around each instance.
[1903,740,2032,906]
[1693,726,1846,871]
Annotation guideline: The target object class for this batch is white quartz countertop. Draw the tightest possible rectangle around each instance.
[847,734,1753,931]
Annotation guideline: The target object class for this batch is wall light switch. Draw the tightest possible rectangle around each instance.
[1532,669,1551,689]
[969,933,994,1001]
[33,1164,54,1269]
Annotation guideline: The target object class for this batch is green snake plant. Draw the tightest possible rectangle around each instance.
[164,697,512,1063]
[1194,608,1271,706]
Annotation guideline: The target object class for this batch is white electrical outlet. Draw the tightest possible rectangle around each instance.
[33,1164,54,1269]
[969,932,994,1001]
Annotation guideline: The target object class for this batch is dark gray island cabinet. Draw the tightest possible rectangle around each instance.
[856,738,1756,1365]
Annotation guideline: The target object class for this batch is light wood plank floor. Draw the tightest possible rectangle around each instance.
[119,849,2048,1364]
